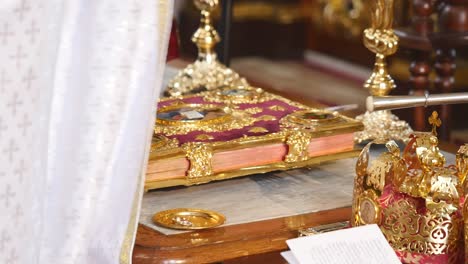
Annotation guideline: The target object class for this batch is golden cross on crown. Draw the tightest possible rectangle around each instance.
[428,111,442,136]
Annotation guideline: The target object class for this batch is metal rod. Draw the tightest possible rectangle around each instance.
[216,0,233,66]
[367,92,468,111]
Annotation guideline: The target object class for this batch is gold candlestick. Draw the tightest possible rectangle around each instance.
[166,0,249,97]
[354,0,412,143]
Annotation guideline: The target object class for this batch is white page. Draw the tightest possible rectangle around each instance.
[281,251,300,264]
[286,224,401,264]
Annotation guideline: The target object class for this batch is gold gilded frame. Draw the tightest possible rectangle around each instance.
[155,103,257,136]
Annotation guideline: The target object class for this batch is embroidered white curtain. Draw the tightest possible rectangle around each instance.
[0,0,172,263]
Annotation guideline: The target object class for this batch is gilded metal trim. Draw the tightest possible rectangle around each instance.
[145,149,361,190]
[154,103,256,136]
[147,88,363,190]
[284,130,312,163]
[205,86,274,104]
[183,142,213,183]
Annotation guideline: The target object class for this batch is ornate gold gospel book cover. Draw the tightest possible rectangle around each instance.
[146,87,363,190]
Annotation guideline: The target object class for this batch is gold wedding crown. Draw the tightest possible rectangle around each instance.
[352,112,468,261]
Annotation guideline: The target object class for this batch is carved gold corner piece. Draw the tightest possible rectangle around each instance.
[284,130,312,163]
[248,127,269,133]
[183,142,213,181]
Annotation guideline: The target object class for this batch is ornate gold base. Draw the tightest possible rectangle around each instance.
[166,58,250,97]
[354,110,413,143]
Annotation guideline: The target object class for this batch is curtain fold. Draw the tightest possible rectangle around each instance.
[0,1,173,263]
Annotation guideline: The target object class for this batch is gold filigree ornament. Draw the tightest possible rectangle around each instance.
[183,142,213,183]
[381,199,462,256]
[351,139,405,225]
[352,115,466,260]
[280,109,340,130]
[165,0,250,96]
[204,86,273,105]
[354,0,412,143]
[154,103,256,136]
[284,129,312,163]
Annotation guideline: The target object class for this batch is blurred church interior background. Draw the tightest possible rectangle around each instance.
[170,0,468,145]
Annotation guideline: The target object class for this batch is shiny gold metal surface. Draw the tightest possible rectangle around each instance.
[205,86,272,105]
[457,144,468,191]
[146,149,361,190]
[183,142,214,182]
[354,0,412,143]
[153,208,226,230]
[428,111,442,136]
[146,88,364,190]
[284,130,312,163]
[166,0,249,96]
[352,115,465,258]
[362,0,398,96]
[155,103,256,136]
[280,110,340,130]
[355,110,412,143]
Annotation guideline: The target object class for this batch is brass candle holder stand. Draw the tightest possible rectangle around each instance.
[354,0,412,143]
[166,0,249,97]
